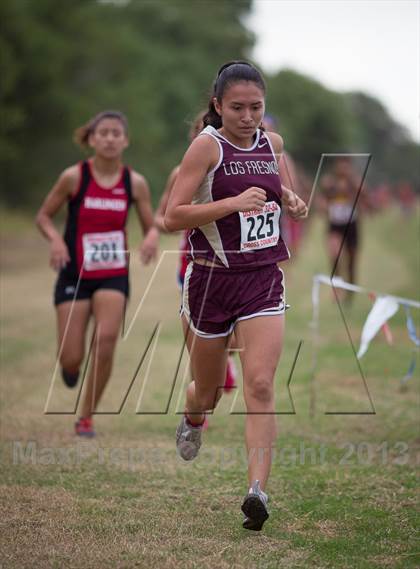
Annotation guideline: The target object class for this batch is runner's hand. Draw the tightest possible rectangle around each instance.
[233,187,267,212]
[50,238,70,271]
[283,188,308,219]
[139,227,159,265]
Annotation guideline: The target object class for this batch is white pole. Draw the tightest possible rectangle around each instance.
[315,274,420,309]
[309,276,321,419]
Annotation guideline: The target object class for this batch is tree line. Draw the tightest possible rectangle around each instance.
[1,0,417,210]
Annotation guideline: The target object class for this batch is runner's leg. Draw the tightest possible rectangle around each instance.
[236,314,284,490]
[80,289,125,418]
[56,300,91,375]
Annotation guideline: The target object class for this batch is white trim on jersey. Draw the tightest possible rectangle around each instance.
[204,125,262,152]
[264,130,277,161]
[199,127,224,175]
[189,127,228,267]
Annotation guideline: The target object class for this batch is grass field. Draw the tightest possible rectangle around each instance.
[1,207,419,568]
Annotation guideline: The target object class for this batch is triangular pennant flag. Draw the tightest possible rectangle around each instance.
[369,293,393,345]
[357,296,399,359]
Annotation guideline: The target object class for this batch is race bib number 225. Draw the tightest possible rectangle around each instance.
[239,201,281,252]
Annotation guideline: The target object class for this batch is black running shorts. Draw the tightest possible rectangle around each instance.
[328,221,359,249]
[54,273,129,306]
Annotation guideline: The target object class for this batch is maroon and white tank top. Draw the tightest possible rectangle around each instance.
[188,126,290,268]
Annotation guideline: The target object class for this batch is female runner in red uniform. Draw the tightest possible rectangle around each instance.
[36,110,159,437]
[165,62,307,531]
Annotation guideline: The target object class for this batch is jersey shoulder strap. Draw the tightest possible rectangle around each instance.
[122,166,133,206]
[70,160,91,206]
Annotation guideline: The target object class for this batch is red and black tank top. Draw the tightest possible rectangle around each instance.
[62,160,132,280]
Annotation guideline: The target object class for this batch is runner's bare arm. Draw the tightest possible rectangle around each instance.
[131,172,159,264]
[165,136,267,231]
[35,165,80,270]
[278,151,298,191]
[266,132,308,220]
[154,166,180,232]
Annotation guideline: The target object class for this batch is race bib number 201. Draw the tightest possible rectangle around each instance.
[83,230,126,271]
[239,201,281,252]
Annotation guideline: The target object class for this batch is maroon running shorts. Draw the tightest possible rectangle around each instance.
[181,261,286,337]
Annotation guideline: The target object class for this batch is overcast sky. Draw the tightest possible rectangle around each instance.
[246,0,419,141]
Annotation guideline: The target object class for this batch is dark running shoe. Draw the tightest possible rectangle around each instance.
[75,417,95,438]
[241,480,269,531]
[61,368,79,388]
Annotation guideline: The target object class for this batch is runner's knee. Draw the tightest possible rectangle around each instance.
[246,375,274,404]
[95,330,119,355]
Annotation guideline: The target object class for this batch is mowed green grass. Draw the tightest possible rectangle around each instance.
[1,206,419,568]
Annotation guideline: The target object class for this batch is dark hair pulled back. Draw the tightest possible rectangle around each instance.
[73,110,129,149]
[203,61,266,129]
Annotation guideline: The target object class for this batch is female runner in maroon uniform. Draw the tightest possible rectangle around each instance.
[165,62,307,531]
[36,110,159,437]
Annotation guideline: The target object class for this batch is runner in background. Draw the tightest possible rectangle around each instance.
[318,156,370,296]
[155,110,237,394]
[36,110,159,437]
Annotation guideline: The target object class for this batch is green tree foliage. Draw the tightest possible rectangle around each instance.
[0,0,254,207]
[0,0,417,209]
[266,69,356,174]
[266,71,419,188]
[344,92,419,187]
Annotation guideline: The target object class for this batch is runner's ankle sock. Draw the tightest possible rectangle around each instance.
[185,414,205,428]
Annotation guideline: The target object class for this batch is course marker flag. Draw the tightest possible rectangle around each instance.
[357,296,399,359]
[309,274,420,416]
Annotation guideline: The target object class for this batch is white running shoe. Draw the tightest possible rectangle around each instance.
[176,415,203,461]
